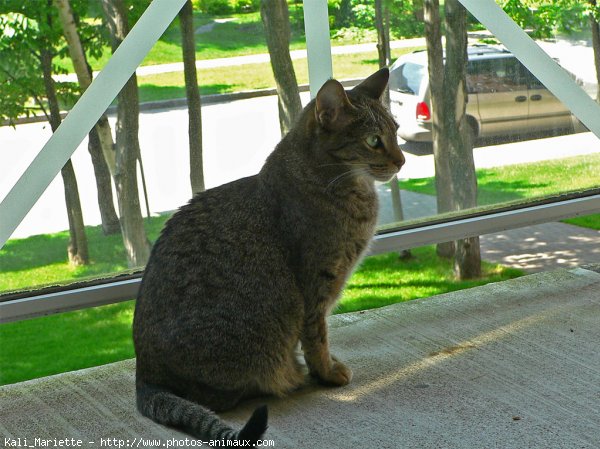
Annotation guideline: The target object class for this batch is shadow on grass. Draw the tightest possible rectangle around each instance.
[0,215,170,278]
[157,12,305,56]
[400,173,552,207]
[337,250,523,314]
[361,57,381,65]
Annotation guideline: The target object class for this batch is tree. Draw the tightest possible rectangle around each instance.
[424,0,481,278]
[374,0,391,72]
[179,0,205,195]
[374,0,411,259]
[40,40,89,265]
[101,0,151,267]
[260,0,303,135]
[590,1,600,102]
[500,0,586,39]
[53,0,120,235]
[501,1,600,109]
[328,0,424,38]
[0,4,88,265]
[444,0,480,278]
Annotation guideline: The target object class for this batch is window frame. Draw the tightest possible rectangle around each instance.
[0,0,599,322]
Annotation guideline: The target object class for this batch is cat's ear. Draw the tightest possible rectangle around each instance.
[352,68,389,101]
[315,79,353,130]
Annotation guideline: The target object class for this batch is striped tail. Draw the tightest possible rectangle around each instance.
[136,382,268,446]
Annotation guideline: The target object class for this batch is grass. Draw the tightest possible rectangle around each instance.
[337,249,522,314]
[0,238,521,386]
[0,301,136,387]
[399,152,600,230]
[56,10,349,73]
[136,47,423,103]
[563,214,600,230]
[0,216,170,293]
[57,12,292,72]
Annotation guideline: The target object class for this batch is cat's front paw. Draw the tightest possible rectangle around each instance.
[318,359,353,386]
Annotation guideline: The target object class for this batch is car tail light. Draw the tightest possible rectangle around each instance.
[416,101,431,121]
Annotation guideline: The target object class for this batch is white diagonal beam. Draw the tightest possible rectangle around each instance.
[303,0,333,98]
[0,0,187,249]
[459,0,600,139]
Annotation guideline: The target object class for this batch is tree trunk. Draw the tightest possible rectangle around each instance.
[424,0,480,276]
[424,0,455,258]
[88,126,120,234]
[53,0,120,234]
[40,46,89,266]
[590,1,600,103]
[101,0,150,268]
[444,0,480,279]
[260,0,303,136]
[413,0,425,22]
[179,0,205,196]
[54,0,116,174]
[375,0,391,68]
[375,0,411,259]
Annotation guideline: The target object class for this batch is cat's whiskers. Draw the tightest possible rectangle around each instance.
[325,167,369,192]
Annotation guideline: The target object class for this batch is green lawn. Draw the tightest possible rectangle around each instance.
[399,152,600,230]
[337,249,522,314]
[136,47,422,102]
[0,216,170,293]
[0,240,521,386]
[57,10,336,73]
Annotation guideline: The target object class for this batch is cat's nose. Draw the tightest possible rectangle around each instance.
[392,151,405,170]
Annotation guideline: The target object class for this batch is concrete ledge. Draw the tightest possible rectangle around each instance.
[2,267,600,448]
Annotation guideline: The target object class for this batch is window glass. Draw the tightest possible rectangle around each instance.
[467,57,528,93]
[1,3,599,298]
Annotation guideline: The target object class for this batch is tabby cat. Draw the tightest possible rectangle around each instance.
[133,68,405,445]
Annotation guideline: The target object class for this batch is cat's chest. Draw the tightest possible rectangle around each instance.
[320,188,377,246]
[312,205,377,269]
[338,214,376,256]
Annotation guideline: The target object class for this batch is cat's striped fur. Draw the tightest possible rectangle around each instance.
[133,69,404,446]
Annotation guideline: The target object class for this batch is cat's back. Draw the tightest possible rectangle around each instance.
[156,175,267,250]
[136,174,283,313]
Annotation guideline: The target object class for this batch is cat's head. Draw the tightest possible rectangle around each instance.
[312,68,405,183]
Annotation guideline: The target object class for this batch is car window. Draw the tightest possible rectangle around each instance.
[467,57,528,93]
[389,62,425,95]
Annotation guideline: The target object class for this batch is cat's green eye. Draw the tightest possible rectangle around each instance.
[365,135,381,148]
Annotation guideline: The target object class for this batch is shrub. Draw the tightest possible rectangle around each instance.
[195,0,233,15]
[232,0,259,13]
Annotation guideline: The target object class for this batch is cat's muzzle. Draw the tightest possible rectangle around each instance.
[368,163,400,182]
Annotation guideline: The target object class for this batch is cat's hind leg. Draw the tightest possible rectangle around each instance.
[255,349,306,397]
